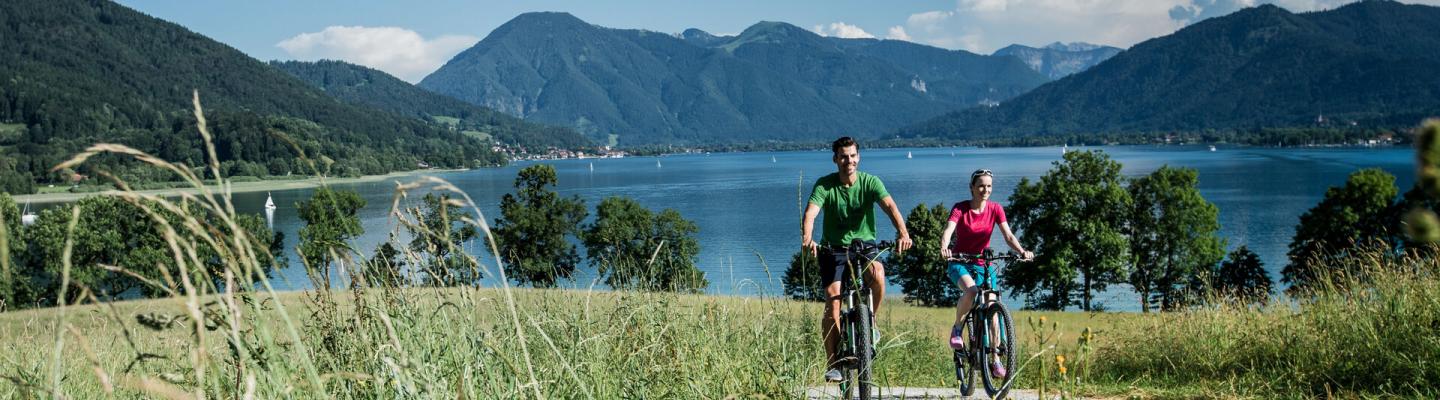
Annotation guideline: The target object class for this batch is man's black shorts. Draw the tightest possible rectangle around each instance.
[818,240,881,288]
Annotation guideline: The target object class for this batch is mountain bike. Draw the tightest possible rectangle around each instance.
[821,239,893,400]
[948,249,1021,399]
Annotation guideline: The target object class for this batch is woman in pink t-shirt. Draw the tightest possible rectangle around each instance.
[938,169,1033,379]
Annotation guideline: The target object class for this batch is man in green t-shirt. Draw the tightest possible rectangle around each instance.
[801,136,913,382]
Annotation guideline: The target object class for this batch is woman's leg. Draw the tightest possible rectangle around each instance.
[954,275,979,327]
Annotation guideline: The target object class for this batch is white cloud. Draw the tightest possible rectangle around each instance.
[276,26,477,83]
[886,26,912,41]
[961,0,1010,12]
[811,22,876,39]
[906,10,955,33]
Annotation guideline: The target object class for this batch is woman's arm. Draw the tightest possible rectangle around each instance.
[998,221,1034,260]
[939,221,957,259]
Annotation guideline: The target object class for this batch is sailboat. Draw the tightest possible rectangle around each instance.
[656,159,662,168]
[772,156,777,163]
[589,162,594,172]
[1062,144,1068,154]
[264,192,276,211]
[1209,145,1217,152]
[906,151,913,159]
[20,201,36,226]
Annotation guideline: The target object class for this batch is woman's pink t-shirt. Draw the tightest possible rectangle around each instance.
[947,200,1006,254]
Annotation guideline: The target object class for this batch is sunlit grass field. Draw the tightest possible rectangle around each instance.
[0,286,1122,398]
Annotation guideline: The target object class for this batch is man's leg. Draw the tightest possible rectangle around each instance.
[866,261,885,317]
[823,281,842,365]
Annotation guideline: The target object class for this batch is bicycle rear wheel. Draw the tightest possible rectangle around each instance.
[853,292,874,400]
[980,301,1017,399]
[953,314,976,397]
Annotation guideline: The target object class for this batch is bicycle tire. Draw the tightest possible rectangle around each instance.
[854,291,874,400]
[954,314,976,397]
[980,301,1017,399]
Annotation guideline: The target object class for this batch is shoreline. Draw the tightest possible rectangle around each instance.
[12,168,466,204]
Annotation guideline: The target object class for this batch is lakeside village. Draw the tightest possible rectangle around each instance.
[493,144,637,161]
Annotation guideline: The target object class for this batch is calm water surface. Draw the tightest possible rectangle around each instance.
[109,146,1420,310]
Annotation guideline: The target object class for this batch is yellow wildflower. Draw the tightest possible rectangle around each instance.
[1056,354,1068,375]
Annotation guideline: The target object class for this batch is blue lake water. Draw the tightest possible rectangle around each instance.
[120,146,1424,310]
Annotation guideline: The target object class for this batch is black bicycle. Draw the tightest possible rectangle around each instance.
[948,249,1021,399]
[820,239,893,400]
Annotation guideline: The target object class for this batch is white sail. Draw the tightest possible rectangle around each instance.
[906,151,913,159]
[21,201,36,226]
[264,193,276,210]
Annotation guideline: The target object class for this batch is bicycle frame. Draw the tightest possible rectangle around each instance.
[822,240,892,399]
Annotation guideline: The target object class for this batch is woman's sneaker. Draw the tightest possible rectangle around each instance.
[990,360,1008,379]
[949,325,965,350]
[824,368,844,382]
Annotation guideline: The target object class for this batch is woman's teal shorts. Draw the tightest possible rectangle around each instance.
[947,262,999,288]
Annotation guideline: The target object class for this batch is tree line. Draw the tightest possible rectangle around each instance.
[0,164,706,310]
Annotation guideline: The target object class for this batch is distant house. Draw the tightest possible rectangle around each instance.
[417,161,431,169]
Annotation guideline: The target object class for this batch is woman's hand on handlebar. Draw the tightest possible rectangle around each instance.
[939,247,952,259]
[1020,250,1034,261]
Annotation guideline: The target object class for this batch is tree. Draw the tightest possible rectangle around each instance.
[25,196,170,302]
[1126,166,1226,312]
[18,195,280,307]
[0,193,23,309]
[297,188,366,290]
[1284,168,1397,293]
[407,193,480,286]
[781,250,824,301]
[1208,245,1273,305]
[886,203,955,307]
[1005,150,1131,311]
[583,197,707,293]
[493,164,588,287]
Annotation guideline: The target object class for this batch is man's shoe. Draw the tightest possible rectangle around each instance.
[824,368,844,382]
[949,325,965,350]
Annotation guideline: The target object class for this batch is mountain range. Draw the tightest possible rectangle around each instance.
[418,13,1050,145]
[903,1,1440,140]
[992,42,1123,79]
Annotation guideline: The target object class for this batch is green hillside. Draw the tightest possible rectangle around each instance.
[271,60,592,152]
[0,0,504,194]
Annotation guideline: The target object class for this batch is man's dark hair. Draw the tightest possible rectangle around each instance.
[831,136,857,155]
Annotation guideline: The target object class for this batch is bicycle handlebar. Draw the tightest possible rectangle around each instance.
[945,249,1025,263]
[818,239,896,254]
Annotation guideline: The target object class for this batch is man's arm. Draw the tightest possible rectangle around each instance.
[802,203,822,256]
[878,196,913,252]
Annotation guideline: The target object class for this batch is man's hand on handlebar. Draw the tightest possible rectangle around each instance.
[802,236,819,257]
[896,235,913,253]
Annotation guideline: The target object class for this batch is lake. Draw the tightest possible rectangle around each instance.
[103,145,1427,310]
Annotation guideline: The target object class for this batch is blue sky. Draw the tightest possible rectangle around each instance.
[119,0,1439,83]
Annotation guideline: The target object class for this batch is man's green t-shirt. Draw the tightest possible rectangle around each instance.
[808,171,890,246]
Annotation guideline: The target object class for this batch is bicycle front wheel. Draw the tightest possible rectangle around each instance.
[980,301,1017,399]
[853,294,874,400]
